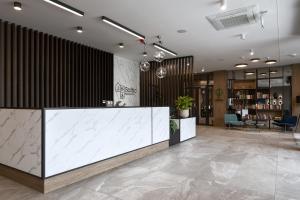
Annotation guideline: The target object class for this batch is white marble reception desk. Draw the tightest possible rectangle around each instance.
[0,107,169,188]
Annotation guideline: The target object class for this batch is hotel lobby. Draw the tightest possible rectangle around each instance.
[0,0,300,199]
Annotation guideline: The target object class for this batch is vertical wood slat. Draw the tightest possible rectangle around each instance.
[12,24,18,107]
[5,22,11,107]
[0,20,4,107]
[0,20,113,109]
[140,56,193,107]
[17,26,23,107]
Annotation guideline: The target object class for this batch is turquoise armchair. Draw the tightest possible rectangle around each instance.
[224,114,244,128]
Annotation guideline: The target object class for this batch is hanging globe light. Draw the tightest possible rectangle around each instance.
[155,66,167,79]
[139,61,150,72]
[154,51,165,63]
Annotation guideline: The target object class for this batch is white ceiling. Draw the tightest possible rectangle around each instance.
[0,0,300,72]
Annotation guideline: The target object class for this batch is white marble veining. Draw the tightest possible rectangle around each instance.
[180,117,196,142]
[0,109,42,177]
[152,107,169,144]
[114,55,140,106]
[44,108,152,177]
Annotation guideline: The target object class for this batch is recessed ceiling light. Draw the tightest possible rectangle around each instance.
[260,73,267,76]
[118,43,124,48]
[187,63,190,66]
[250,49,254,56]
[265,60,277,65]
[13,2,22,11]
[177,29,187,33]
[201,67,205,72]
[250,58,260,62]
[235,63,248,68]
[142,52,147,57]
[270,70,277,74]
[42,0,84,17]
[245,72,255,76]
[76,26,83,33]
[101,16,145,40]
[220,0,227,10]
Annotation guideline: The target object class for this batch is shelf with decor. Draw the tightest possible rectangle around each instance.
[227,67,292,129]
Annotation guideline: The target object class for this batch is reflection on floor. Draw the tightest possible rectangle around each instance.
[1,126,300,200]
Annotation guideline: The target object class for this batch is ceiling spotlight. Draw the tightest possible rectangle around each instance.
[270,70,277,74]
[187,63,190,66]
[76,26,83,34]
[265,59,277,65]
[235,63,248,68]
[260,73,267,76]
[118,43,124,48]
[220,0,227,10]
[250,58,260,63]
[42,0,84,17]
[288,53,297,57]
[240,33,247,40]
[153,43,177,56]
[101,16,145,40]
[142,52,147,57]
[201,67,205,72]
[245,72,255,76]
[13,2,22,11]
[250,49,254,56]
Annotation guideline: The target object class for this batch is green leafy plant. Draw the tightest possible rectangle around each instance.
[175,96,193,110]
[170,119,178,134]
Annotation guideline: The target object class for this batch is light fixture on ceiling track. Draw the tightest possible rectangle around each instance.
[270,70,277,74]
[13,2,22,11]
[101,16,145,40]
[235,63,248,68]
[265,59,277,65]
[153,43,177,56]
[250,49,254,56]
[250,58,260,63]
[76,26,83,34]
[245,72,255,76]
[43,0,84,16]
[220,0,227,10]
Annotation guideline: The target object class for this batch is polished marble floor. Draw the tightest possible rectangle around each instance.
[1,126,300,200]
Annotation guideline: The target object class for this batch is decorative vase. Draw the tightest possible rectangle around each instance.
[179,109,189,118]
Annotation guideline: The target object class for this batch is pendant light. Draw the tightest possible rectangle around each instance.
[156,66,167,79]
[140,61,150,72]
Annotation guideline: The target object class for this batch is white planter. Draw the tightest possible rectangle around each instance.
[179,109,189,118]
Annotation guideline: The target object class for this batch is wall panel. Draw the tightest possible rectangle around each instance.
[140,56,193,107]
[0,20,113,108]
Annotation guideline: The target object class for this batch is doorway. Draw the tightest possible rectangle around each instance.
[189,73,214,126]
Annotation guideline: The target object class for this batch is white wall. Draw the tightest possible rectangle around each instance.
[114,55,140,106]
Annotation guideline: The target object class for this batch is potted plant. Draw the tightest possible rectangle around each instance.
[175,96,193,118]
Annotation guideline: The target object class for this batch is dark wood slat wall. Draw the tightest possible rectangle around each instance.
[140,56,193,107]
[0,19,113,108]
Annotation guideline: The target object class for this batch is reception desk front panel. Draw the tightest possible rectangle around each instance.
[44,108,153,177]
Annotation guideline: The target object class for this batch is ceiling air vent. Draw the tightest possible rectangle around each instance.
[206,5,260,31]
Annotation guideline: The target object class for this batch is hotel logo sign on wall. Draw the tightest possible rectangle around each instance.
[115,82,137,99]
